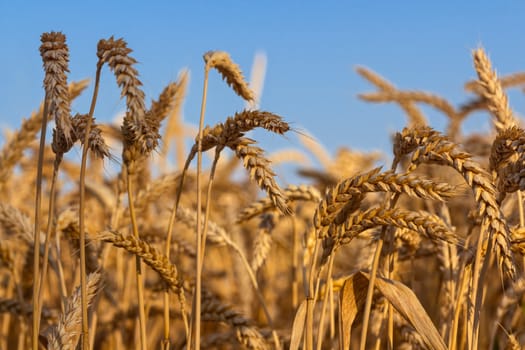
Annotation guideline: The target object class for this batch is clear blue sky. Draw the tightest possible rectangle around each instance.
[1,1,524,164]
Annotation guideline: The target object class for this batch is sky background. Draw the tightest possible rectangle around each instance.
[1,1,524,175]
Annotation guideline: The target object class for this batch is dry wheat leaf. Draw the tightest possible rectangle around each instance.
[339,271,447,350]
[289,299,307,350]
[339,273,368,350]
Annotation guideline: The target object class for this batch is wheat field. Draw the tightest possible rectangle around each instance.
[1,32,525,350]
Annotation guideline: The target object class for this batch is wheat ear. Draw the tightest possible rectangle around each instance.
[473,48,516,132]
[324,206,458,260]
[238,184,321,222]
[359,90,457,121]
[356,66,427,126]
[47,272,101,350]
[161,70,189,170]
[100,231,183,293]
[314,167,457,239]
[204,50,255,101]
[200,287,269,350]
[229,137,291,216]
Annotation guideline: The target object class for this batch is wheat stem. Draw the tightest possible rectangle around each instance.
[31,95,48,350]
[78,62,102,349]
[35,155,60,336]
[192,62,210,350]
[126,170,148,350]
[315,253,335,350]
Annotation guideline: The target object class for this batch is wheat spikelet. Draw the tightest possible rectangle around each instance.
[490,127,525,171]
[473,48,516,132]
[100,231,182,293]
[488,127,525,195]
[71,114,111,159]
[200,288,269,350]
[396,126,516,279]
[237,184,321,222]
[40,32,74,148]
[47,272,101,350]
[229,138,291,216]
[493,278,525,341]
[356,66,427,126]
[465,71,525,93]
[204,51,254,101]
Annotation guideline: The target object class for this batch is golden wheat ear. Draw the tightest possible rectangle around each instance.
[473,47,516,132]
[204,50,255,101]
[40,32,74,148]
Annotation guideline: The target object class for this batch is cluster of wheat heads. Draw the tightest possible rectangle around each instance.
[1,32,525,350]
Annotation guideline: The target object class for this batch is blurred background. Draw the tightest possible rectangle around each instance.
[1,1,524,174]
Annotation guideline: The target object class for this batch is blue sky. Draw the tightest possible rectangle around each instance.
[1,1,524,168]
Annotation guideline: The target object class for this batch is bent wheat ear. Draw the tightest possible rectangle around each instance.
[100,231,183,293]
[201,287,269,350]
[229,137,292,216]
[189,110,291,160]
[356,66,427,126]
[325,206,458,259]
[97,36,158,169]
[314,166,458,239]
[204,50,255,101]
